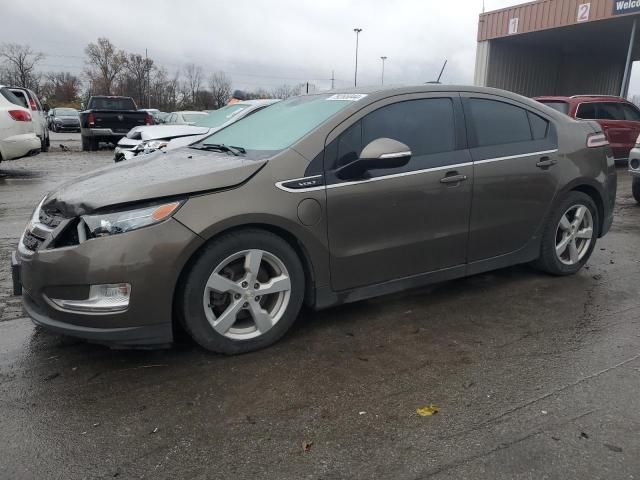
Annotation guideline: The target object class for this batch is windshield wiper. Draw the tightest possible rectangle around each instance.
[190,143,246,156]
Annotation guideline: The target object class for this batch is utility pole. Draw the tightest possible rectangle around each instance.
[306,82,309,94]
[145,48,151,108]
[353,28,363,87]
[331,70,335,90]
[380,56,387,85]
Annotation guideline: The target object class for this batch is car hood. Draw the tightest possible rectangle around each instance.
[126,125,211,141]
[43,147,267,217]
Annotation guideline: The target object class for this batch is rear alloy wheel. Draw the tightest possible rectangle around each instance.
[179,230,305,354]
[633,177,640,204]
[534,192,598,275]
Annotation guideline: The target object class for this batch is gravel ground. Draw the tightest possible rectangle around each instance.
[0,136,639,479]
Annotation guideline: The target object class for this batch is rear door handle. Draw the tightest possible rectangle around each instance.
[440,173,468,184]
[536,157,557,168]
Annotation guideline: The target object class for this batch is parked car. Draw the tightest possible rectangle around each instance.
[12,86,616,354]
[114,100,279,161]
[79,96,153,151]
[164,111,209,125]
[0,86,41,162]
[7,86,50,152]
[139,108,164,124]
[47,107,80,132]
[627,143,640,203]
[535,95,640,162]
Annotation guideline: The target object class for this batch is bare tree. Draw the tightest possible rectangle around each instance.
[125,53,154,107]
[270,83,305,100]
[210,72,232,109]
[84,38,127,95]
[0,43,44,89]
[41,72,81,105]
[184,63,202,107]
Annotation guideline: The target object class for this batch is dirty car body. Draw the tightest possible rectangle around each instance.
[13,86,617,353]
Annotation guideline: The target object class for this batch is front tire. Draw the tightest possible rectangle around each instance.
[534,191,598,276]
[633,177,640,204]
[178,230,305,354]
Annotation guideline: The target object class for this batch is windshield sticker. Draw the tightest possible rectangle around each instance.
[326,94,368,101]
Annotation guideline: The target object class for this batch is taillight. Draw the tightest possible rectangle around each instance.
[87,113,96,126]
[587,132,609,148]
[8,110,32,122]
[28,98,37,111]
[636,133,640,145]
[144,113,153,125]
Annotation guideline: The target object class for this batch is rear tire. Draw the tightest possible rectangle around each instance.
[42,134,50,152]
[81,136,90,152]
[633,177,640,204]
[534,191,598,276]
[178,230,305,354]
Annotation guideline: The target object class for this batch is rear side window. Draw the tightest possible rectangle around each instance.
[9,90,29,109]
[577,102,626,121]
[528,112,549,140]
[468,99,533,147]
[0,87,23,106]
[621,104,640,121]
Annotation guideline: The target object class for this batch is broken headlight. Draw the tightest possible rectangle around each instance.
[82,201,183,237]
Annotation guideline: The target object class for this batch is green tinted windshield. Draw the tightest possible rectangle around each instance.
[193,104,249,128]
[202,95,356,151]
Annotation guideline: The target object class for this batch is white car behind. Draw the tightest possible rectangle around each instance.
[7,86,49,152]
[0,86,41,163]
[114,100,279,161]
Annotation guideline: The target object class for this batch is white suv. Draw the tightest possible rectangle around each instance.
[0,86,41,162]
[7,86,49,152]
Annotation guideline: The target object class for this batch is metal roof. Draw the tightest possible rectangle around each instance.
[478,0,640,42]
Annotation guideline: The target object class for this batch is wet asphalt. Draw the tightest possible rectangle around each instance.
[0,132,639,479]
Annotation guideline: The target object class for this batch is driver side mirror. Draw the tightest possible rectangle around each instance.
[336,138,412,180]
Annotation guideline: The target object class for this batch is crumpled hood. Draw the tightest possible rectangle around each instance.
[127,125,211,141]
[43,147,267,217]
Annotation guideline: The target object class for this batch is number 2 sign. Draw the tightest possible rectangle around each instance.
[577,3,591,22]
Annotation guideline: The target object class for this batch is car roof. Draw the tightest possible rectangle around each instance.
[535,95,629,103]
[175,111,208,115]
[235,99,280,106]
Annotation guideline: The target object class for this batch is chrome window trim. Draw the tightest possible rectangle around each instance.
[275,149,559,193]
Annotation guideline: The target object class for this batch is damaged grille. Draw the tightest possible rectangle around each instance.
[22,231,43,251]
[22,208,84,253]
[39,209,64,228]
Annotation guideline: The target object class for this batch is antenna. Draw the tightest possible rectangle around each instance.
[436,60,448,83]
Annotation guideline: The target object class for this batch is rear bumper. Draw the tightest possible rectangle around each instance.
[82,128,127,138]
[0,134,41,160]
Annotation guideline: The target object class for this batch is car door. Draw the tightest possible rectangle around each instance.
[461,94,560,264]
[325,94,473,291]
[619,103,640,157]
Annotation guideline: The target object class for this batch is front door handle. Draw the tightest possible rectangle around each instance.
[536,157,557,168]
[440,173,468,184]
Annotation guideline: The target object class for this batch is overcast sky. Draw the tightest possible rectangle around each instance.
[1,0,526,91]
[3,0,639,94]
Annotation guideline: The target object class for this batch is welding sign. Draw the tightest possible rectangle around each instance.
[614,0,640,15]
[508,17,519,34]
[577,3,591,22]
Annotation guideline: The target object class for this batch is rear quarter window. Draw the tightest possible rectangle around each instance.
[0,87,24,107]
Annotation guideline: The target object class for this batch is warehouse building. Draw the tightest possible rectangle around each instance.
[475,0,640,97]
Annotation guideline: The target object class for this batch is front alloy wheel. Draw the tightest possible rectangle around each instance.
[203,249,292,340]
[179,230,305,354]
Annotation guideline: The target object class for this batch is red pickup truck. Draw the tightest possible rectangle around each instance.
[535,95,640,162]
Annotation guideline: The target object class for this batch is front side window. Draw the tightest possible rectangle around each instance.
[201,94,356,156]
[468,99,532,147]
[334,98,457,171]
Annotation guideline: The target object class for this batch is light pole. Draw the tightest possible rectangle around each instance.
[380,56,387,85]
[353,28,363,87]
